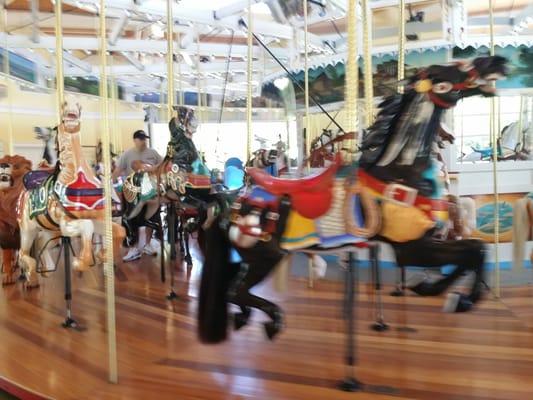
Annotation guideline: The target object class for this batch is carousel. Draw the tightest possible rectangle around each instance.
[0,0,532,399]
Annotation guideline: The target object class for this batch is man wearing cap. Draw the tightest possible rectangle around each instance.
[113,130,162,261]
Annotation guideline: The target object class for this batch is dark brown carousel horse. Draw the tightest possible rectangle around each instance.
[198,56,508,344]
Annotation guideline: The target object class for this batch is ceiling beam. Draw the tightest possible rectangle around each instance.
[0,33,289,59]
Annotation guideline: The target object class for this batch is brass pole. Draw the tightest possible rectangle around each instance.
[398,0,406,93]
[489,0,500,298]
[345,0,358,140]
[246,0,253,160]
[55,0,64,126]
[177,31,183,105]
[303,0,310,162]
[2,5,13,154]
[362,0,374,126]
[196,28,201,120]
[167,0,174,120]
[99,0,119,384]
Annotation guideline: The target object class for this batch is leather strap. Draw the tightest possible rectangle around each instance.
[357,170,447,218]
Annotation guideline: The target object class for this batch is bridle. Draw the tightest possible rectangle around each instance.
[416,62,483,109]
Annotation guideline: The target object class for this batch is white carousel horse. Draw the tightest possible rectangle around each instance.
[17,98,124,288]
[512,193,533,270]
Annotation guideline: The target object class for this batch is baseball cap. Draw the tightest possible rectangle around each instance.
[133,130,150,140]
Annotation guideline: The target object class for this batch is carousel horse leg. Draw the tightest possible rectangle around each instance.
[369,243,389,332]
[1,248,17,286]
[166,202,178,300]
[396,239,486,312]
[228,261,284,340]
[59,218,94,272]
[18,203,40,289]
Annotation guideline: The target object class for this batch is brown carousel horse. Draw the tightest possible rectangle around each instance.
[0,155,32,284]
[198,56,508,343]
[17,99,124,288]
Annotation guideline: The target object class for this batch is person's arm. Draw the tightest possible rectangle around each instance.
[112,151,127,180]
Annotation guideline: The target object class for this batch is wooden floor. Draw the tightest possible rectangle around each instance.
[2,243,533,400]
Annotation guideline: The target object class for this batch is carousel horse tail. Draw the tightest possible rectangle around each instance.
[198,215,240,343]
[512,197,531,270]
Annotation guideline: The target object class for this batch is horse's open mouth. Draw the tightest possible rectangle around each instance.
[0,173,12,185]
[65,112,79,120]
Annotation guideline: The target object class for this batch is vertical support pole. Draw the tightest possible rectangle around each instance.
[1,4,13,155]
[246,0,253,161]
[370,243,388,331]
[166,202,178,300]
[303,0,313,288]
[55,0,65,125]
[338,252,362,391]
[176,31,183,106]
[398,0,406,94]
[99,0,119,384]
[345,0,358,154]
[196,28,201,115]
[362,0,374,127]
[303,0,310,164]
[167,0,175,119]
[61,236,77,328]
[489,0,500,298]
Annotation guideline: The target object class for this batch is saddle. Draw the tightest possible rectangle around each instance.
[246,160,339,219]
[23,170,52,190]
[28,174,55,219]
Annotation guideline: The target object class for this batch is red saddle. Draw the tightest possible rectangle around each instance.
[246,159,339,219]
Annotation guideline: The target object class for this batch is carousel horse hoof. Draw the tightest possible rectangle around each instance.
[234,308,252,331]
[370,320,390,332]
[263,321,282,341]
[62,317,78,329]
[166,291,179,300]
[24,280,40,290]
[2,276,17,286]
[443,292,473,313]
[390,288,405,297]
[409,280,442,297]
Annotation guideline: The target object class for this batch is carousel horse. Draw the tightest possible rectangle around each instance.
[246,136,289,177]
[0,155,32,284]
[121,106,213,293]
[198,55,508,343]
[461,121,531,162]
[17,99,124,288]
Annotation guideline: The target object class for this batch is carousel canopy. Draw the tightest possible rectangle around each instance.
[1,0,532,101]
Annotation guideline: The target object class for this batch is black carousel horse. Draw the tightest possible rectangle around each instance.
[197,56,508,344]
[121,106,211,295]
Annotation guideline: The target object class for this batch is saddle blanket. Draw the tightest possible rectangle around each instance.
[280,178,366,250]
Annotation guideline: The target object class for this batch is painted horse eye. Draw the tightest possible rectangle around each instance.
[432,82,453,94]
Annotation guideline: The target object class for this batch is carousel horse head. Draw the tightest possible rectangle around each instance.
[0,162,13,189]
[0,155,32,226]
[0,155,32,191]
[61,100,82,133]
[174,106,198,139]
[402,55,508,108]
[359,55,508,197]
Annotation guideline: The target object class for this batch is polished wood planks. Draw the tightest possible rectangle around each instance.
[1,246,533,399]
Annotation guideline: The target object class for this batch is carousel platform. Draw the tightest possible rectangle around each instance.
[1,243,533,400]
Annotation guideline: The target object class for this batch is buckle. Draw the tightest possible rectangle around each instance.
[383,183,417,207]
